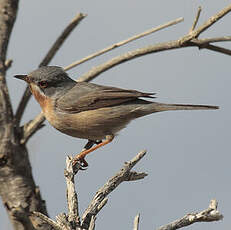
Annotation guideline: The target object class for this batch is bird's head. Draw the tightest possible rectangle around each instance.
[14,66,76,99]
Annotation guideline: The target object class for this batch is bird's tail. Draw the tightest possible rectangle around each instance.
[134,102,219,117]
[149,102,219,112]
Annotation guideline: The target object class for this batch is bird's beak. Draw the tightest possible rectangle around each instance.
[14,75,31,83]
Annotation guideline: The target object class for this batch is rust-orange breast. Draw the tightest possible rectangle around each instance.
[29,84,54,117]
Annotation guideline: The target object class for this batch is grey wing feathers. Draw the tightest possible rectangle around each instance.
[56,82,155,113]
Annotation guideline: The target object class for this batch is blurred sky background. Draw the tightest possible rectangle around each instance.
[1,0,230,229]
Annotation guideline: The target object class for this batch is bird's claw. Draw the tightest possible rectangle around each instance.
[72,156,89,171]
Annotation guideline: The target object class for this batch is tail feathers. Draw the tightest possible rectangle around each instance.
[152,102,219,112]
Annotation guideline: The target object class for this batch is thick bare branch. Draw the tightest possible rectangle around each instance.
[0,0,18,125]
[21,112,45,144]
[81,150,147,229]
[65,156,80,227]
[76,40,189,82]
[15,13,86,126]
[64,17,183,71]
[156,199,223,230]
[29,157,84,230]
[31,212,61,230]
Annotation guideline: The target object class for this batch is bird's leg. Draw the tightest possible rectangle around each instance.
[77,140,95,168]
[72,135,114,167]
[82,140,95,151]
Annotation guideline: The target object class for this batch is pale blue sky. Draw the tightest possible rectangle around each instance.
[1,1,230,229]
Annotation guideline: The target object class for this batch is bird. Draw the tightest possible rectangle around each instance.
[15,66,219,168]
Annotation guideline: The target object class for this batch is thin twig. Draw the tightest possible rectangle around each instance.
[192,36,231,44]
[64,17,183,71]
[15,13,86,126]
[156,199,223,230]
[189,6,202,33]
[81,150,147,229]
[133,214,140,230]
[190,42,231,55]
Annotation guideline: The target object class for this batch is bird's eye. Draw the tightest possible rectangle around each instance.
[38,81,48,88]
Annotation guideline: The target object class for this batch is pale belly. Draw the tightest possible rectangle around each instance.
[43,107,130,141]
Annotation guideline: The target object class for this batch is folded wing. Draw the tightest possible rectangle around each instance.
[56,82,155,113]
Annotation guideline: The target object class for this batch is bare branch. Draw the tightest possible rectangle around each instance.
[133,214,140,230]
[4,59,13,70]
[65,156,80,227]
[15,13,86,126]
[81,150,147,229]
[189,6,202,33]
[96,198,108,214]
[40,13,87,67]
[78,4,231,83]
[21,112,45,144]
[125,171,148,181]
[31,211,62,230]
[156,199,223,230]
[88,216,96,230]
[191,42,231,55]
[64,17,183,71]
[192,36,231,44]
[77,40,188,82]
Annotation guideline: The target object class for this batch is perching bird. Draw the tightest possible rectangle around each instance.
[15,66,218,167]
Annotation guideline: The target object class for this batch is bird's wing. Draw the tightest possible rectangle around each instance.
[56,82,155,113]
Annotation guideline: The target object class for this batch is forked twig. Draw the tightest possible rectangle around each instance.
[156,199,223,230]
[81,150,147,228]
[29,150,147,230]
[77,4,231,82]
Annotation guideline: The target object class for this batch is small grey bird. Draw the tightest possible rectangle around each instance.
[15,66,218,167]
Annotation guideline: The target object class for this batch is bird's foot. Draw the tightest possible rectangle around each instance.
[72,155,88,170]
